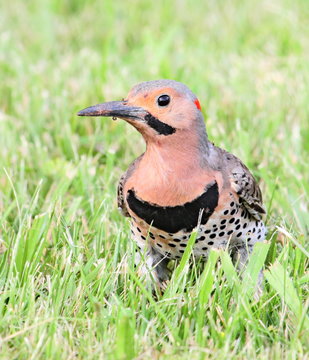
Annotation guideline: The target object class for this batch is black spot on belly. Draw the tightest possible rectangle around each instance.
[127,181,219,233]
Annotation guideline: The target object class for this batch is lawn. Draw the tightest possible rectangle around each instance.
[0,0,308,359]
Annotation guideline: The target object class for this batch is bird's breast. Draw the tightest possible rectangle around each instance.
[126,181,219,233]
[124,167,219,206]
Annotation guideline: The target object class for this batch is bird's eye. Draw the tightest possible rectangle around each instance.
[157,94,170,106]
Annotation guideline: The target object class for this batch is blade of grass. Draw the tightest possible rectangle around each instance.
[264,262,309,331]
[241,242,270,297]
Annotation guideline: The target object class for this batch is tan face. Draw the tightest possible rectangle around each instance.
[125,86,201,132]
[77,80,204,142]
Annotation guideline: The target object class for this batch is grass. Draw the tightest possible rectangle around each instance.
[0,0,308,358]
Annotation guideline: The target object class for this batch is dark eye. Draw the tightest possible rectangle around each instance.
[157,94,170,106]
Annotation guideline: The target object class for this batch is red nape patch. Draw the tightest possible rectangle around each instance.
[194,99,202,110]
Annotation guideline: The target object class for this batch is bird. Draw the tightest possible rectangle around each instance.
[78,79,267,289]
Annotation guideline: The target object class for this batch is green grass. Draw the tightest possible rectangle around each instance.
[0,0,308,358]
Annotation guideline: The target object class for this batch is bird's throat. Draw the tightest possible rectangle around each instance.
[125,138,215,206]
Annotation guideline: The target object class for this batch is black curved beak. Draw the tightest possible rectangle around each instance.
[77,101,146,120]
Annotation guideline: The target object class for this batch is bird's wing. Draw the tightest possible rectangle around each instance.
[222,150,266,220]
[117,155,143,217]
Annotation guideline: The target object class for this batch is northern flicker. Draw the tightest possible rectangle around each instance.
[78,80,267,288]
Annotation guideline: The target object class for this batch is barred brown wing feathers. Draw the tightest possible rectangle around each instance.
[221,149,266,220]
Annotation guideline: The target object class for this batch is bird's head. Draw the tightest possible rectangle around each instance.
[78,80,207,144]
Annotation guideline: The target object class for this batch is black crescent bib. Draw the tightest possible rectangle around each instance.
[127,181,219,233]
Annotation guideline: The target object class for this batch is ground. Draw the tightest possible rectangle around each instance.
[0,0,308,359]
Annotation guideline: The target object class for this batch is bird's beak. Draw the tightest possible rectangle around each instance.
[77,101,147,120]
